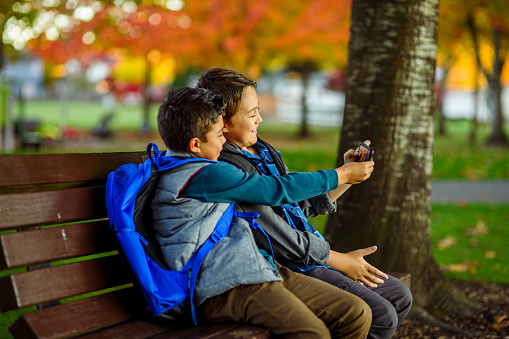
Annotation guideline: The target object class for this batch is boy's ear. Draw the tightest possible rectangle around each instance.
[223,121,231,133]
[188,137,201,153]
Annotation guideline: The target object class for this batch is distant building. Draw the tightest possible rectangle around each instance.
[2,54,45,99]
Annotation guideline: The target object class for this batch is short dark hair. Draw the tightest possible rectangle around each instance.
[157,87,224,152]
[196,68,256,123]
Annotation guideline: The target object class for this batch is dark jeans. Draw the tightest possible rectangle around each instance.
[285,262,412,339]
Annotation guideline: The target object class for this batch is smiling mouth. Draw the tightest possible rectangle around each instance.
[252,129,257,133]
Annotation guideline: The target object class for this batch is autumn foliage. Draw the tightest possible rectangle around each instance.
[22,0,352,82]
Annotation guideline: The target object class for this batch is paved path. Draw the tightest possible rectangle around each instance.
[431,179,509,203]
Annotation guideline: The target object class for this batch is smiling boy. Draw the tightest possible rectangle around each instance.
[197,68,413,339]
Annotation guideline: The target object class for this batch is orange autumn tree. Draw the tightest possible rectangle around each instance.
[181,0,352,136]
[16,0,353,133]
[271,0,352,136]
[11,1,193,131]
[88,4,193,132]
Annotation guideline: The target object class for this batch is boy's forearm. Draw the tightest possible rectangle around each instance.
[327,184,352,202]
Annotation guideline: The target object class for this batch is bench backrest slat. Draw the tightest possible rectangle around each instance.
[0,187,107,230]
[0,255,131,311]
[8,288,147,339]
[0,152,146,188]
[0,221,114,270]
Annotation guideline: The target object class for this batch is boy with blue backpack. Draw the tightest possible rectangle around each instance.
[149,86,373,338]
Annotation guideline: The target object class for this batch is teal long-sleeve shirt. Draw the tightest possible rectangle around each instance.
[181,161,339,205]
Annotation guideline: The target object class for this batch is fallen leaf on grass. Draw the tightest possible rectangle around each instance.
[442,260,481,274]
[437,236,457,251]
[484,250,498,259]
[457,199,468,208]
[465,220,488,237]
[492,314,509,331]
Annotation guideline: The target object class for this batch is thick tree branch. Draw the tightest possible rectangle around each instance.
[466,13,490,81]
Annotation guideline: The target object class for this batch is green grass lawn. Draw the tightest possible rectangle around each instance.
[17,99,159,131]
[430,204,509,285]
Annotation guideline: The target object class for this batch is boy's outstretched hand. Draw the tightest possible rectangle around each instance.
[335,160,374,185]
[335,139,374,185]
[327,246,388,288]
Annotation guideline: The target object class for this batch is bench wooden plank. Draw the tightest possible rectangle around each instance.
[149,323,243,339]
[206,324,272,339]
[8,288,147,339]
[0,221,114,269]
[79,320,180,339]
[0,187,107,230]
[0,152,146,188]
[148,323,271,339]
[0,255,131,311]
[80,320,272,339]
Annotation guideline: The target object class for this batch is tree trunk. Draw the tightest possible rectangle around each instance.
[436,58,451,136]
[299,72,310,138]
[487,76,508,145]
[469,63,479,146]
[324,0,479,319]
[467,16,508,146]
[141,55,152,136]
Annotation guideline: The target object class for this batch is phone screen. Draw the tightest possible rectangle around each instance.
[355,143,374,162]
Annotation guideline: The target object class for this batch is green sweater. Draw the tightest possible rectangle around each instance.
[181,161,338,206]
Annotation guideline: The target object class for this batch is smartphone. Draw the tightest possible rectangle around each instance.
[355,142,374,162]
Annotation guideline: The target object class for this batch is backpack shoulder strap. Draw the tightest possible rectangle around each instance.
[186,203,236,324]
[257,138,287,174]
[218,149,258,174]
[219,139,287,175]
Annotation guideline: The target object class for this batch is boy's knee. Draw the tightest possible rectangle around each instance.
[400,285,413,311]
[303,318,333,339]
[338,298,372,338]
[392,279,413,319]
[371,305,398,338]
[357,299,372,327]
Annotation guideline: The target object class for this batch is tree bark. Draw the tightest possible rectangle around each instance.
[324,0,479,318]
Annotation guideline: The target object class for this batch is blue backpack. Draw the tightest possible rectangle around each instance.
[106,143,273,325]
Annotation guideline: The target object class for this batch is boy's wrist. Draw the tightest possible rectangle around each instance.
[335,166,349,186]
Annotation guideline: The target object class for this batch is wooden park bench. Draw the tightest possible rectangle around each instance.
[0,150,411,339]
[0,151,272,339]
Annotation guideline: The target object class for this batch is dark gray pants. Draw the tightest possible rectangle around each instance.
[286,263,412,339]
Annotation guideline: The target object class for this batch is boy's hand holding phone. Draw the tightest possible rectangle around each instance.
[355,142,374,162]
[344,140,374,163]
[337,140,374,185]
